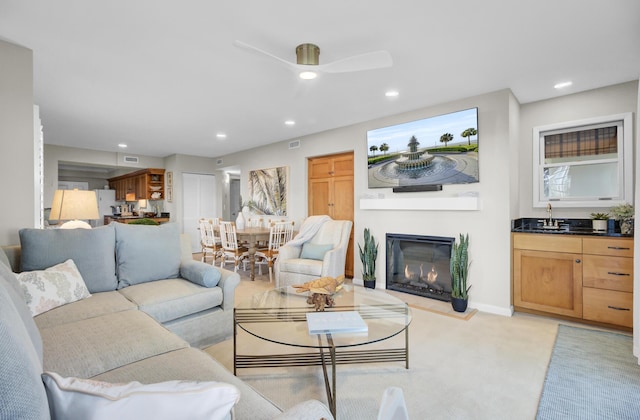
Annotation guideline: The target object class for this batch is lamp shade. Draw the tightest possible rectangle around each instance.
[50,189,100,222]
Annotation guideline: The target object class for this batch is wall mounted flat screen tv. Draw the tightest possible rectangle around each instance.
[367,107,479,189]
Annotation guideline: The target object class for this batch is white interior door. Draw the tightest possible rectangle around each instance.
[182,173,216,252]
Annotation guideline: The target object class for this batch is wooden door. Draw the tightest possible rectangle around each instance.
[309,178,331,216]
[308,152,354,277]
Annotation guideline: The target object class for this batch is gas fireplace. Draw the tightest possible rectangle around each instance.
[386,233,454,302]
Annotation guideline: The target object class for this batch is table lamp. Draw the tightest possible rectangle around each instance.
[49,189,100,229]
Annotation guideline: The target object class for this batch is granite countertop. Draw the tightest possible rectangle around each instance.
[511,218,633,237]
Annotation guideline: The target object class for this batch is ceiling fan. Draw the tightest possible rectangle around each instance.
[234,40,393,79]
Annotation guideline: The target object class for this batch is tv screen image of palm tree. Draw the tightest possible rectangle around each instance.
[366,108,479,188]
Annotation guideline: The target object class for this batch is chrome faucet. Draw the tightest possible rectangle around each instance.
[545,203,559,227]
[546,203,552,225]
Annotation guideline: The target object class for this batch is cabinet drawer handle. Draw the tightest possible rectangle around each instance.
[575,259,581,263]
[607,272,631,276]
[607,305,631,311]
[607,246,631,250]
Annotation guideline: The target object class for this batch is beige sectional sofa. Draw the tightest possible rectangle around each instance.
[0,222,332,420]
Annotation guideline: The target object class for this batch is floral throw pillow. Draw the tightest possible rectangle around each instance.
[17,259,91,316]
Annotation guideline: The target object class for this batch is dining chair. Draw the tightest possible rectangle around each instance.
[246,217,264,228]
[255,221,295,282]
[218,221,248,272]
[198,218,221,264]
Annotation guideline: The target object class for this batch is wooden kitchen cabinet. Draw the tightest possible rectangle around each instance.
[582,237,633,328]
[513,234,583,318]
[109,168,165,201]
[512,233,634,329]
[308,152,354,277]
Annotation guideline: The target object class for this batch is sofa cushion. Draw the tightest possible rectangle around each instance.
[180,260,222,287]
[19,224,118,293]
[0,261,43,362]
[35,291,137,330]
[300,243,333,260]
[118,278,223,323]
[278,258,323,277]
[93,348,283,420]
[114,222,181,288]
[0,272,50,420]
[42,371,239,420]
[40,310,188,378]
[18,259,91,316]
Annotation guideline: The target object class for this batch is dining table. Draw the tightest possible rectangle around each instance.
[232,226,272,281]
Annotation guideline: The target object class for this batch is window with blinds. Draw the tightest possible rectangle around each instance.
[533,113,633,208]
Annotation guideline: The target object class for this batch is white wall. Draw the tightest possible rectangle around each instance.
[217,89,516,315]
[0,40,34,244]
[162,153,218,236]
[518,80,639,219]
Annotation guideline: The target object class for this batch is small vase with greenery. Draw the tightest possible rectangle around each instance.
[358,228,378,289]
[590,212,609,232]
[450,233,470,312]
[610,203,634,235]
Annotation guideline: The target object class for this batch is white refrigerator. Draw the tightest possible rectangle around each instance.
[92,189,117,227]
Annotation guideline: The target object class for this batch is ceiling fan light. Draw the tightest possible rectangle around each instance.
[299,71,317,80]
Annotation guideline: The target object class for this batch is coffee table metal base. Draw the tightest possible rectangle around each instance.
[234,309,409,418]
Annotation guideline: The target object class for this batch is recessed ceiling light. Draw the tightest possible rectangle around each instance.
[554,81,573,89]
[385,90,399,97]
[216,133,227,139]
[299,71,317,80]
[118,143,127,148]
[285,120,295,126]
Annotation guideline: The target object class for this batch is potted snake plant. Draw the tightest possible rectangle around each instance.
[450,233,471,312]
[358,228,378,289]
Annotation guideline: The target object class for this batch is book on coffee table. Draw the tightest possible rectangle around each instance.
[306,311,368,335]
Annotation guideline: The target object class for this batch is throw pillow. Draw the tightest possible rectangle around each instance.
[17,259,91,317]
[42,372,240,420]
[300,243,333,260]
[114,222,181,288]
[19,224,118,293]
[180,260,222,288]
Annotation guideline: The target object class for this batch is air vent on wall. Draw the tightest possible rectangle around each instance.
[289,140,301,149]
[216,158,224,165]
[123,156,139,164]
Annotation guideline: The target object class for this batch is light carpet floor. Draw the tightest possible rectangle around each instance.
[204,271,631,419]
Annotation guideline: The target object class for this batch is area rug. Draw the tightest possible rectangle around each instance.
[536,325,640,419]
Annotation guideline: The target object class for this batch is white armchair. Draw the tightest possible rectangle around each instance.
[275,217,353,288]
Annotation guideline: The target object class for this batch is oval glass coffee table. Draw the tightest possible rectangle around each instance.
[234,284,412,418]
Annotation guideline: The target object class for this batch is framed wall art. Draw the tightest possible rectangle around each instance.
[248,166,288,216]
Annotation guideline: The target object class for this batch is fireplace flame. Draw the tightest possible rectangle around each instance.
[426,265,438,284]
[404,265,414,280]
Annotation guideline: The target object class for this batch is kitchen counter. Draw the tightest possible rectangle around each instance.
[511,218,632,237]
[105,216,170,225]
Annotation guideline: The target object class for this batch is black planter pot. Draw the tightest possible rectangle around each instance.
[363,279,376,289]
[451,297,468,313]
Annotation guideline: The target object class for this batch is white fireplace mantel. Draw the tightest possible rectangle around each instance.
[359,195,479,211]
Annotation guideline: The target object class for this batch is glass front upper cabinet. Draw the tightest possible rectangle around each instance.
[533,112,633,208]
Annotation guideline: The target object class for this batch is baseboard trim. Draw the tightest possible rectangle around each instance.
[471,303,514,317]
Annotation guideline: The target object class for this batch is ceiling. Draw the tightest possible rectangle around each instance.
[1,0,638,159]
